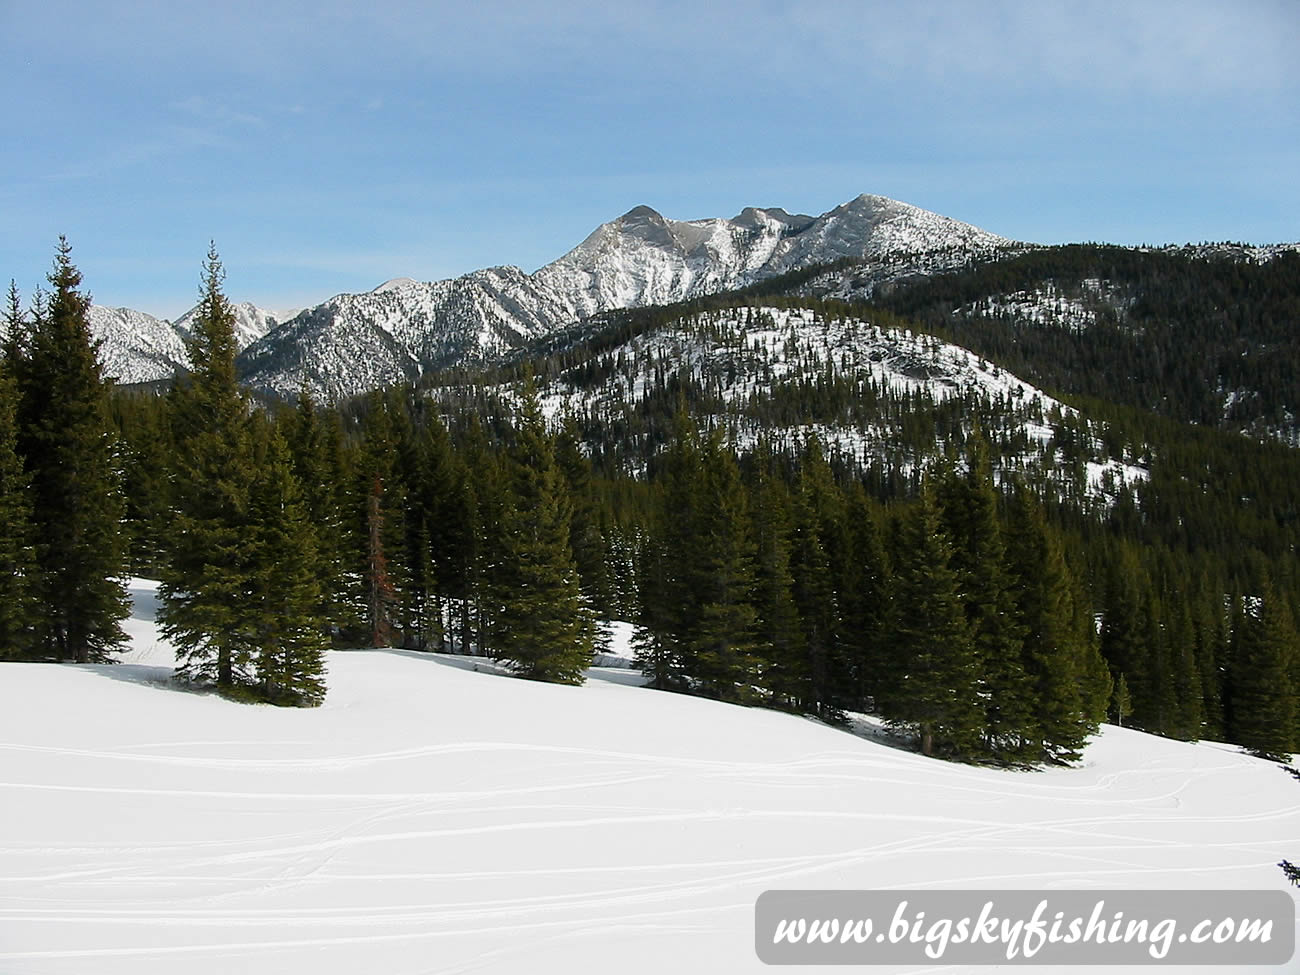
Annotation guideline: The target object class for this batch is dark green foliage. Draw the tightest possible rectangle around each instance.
[415,412,462,650]
[113,392,173,574]
[1229,579,1298,760]
[348,392,408,647]
[749,446,805,708]
[1007,488,1106,762]
[246,425,328,706]
[0,334,38,659]
[879,479,981,758]
[1098,549,1151,728]
[556,420,614,622]
[869,245,1300,440]
[631,531,680,690]
[839,484,891,712]
[159,245,258,687]
[490,381,595,683]
[159,246,328,705]
[76,239,1299,765]
[1112,673,1133,727]
[633,409,701,689]
[940,439,1034,761]
[790,439,853,720]
[688,430,759,701]
[285,393,350,632]
[12,239,129,662]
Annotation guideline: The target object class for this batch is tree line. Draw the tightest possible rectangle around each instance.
[3,241,1298,764]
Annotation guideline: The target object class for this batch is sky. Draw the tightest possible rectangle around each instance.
[2,0,1297,320]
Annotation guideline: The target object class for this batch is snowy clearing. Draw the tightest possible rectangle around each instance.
[1,580,1296,974]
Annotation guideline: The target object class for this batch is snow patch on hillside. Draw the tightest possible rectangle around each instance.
[527,305,1147,505]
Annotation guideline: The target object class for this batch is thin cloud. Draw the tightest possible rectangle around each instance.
[171,95,265,127]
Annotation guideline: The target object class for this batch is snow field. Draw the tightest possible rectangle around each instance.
[0,580,1296,974]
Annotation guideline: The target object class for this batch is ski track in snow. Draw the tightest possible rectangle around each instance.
[1,581,1296,974]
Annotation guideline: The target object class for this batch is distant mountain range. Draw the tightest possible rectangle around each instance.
[89,194,1016,397]
[88,301,288,385]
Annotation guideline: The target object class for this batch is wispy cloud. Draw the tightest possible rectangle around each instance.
[171,95,265,128]
[43,126,231,182]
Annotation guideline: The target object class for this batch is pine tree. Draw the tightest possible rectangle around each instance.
[688,429,759,702]
[1113,672,1134,727]
[460,417,508,656]
[840,483,891,712]
[1230,578,1298,760]
[286,392,349,635]
[941,439,1033,762]
[364,473,398,648]
[13,238,128,662]
[635,407,700,688]
[1167,602,1204,740]
[115,393,173,575]
[632,529,683,690]
[3,282,25,362]
[0,337,38,659]
[879,479,981,758]
[1099,547,1152,727]
[158,244,257,688]
[350,392,407,647]
[439,453,481,653]
[556,420,613,623]
[411,410,461,650]
[245,425,328,706]
[749,445,805,709]
[790,439,849,719]
[1006,488,1102,763]
[490,380,594,683]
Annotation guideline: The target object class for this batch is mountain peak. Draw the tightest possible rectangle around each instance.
[619,204,664,222]
[372,277,420,294]
[98,192,1024,396]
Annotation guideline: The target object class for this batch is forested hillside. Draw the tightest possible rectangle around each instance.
[836,244,1300,443]
[4,241,1299,767]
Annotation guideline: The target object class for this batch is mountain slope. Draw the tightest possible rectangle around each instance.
[174,300,280,351]
[236,194,1015,400]
[87,305,189,385]
[1,579,1295,974]
[843,244,1300,443]
[90,301,282,385]
[439,302,1146,508]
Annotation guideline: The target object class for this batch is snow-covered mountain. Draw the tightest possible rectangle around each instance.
[236,194,1016,400]
[89,301,283,385]
[235,267,579,401]
[462,304,1146,508]
[531,194,1011,317]
[87,306,190,385]
[174,300,281,351]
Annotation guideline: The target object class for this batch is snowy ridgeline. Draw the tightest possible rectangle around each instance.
[91,193,1012,399]
[1,580,1296,975]
[519,305,1147,506]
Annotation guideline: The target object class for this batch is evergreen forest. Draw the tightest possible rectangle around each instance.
[3,240,1298,767]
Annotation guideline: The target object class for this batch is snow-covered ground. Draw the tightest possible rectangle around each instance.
[1,580,1296,974]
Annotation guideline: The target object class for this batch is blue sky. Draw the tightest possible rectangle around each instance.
[3,0,1297,320]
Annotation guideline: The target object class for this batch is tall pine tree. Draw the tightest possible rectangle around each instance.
[490,380,595,683]
[940,439,1033,762]
[13,239,128,662]
[0,331,38,659]
[880,479,981,758]
[158,244,257,688]
[245,424,328,706]
[1230,577,1298,760]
